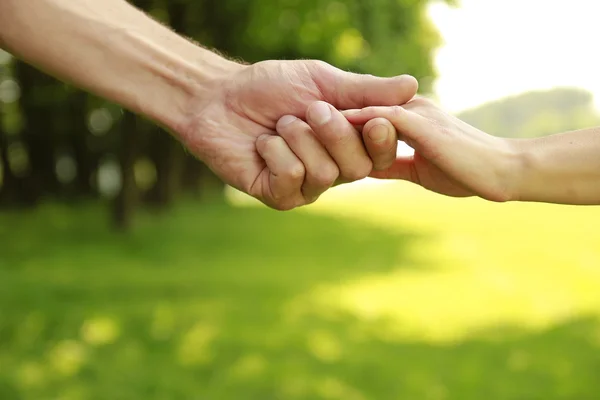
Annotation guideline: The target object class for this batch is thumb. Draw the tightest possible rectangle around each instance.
[319,68,418,109]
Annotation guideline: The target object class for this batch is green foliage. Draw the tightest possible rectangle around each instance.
[458,87,600,138]
[181,0,451,92]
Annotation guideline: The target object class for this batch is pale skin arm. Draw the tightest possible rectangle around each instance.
[0,0,239,133]
[346,98,600,205]
[511,128,600,204]
[0,0,412,210]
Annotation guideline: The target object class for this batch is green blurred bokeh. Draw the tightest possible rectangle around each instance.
[1,0,600,399]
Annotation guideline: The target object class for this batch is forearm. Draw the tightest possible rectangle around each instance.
[511,127,600,205]
[0,0,241,133]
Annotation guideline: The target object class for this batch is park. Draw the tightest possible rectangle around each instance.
[1,0,600,398]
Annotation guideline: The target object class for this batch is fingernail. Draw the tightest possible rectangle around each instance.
[278,115,297,127]
[308,102,332,126]
[368,125,390,144]
[343,109,360,116]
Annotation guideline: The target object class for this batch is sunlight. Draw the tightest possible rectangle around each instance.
[292,183,600,343]
[428,0,600,113]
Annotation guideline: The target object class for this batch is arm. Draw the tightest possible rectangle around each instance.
[0,0,415,210]
[512,128,600,204]
[347,98,600,205]
[0,0,241,134]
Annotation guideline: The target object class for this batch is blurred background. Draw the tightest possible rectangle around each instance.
[1,0,600,399]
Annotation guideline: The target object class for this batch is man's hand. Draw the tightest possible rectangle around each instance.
[0,0,415,210]
[345,98,519,202]
[178,60,416,210]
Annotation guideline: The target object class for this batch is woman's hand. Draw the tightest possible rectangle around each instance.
[346,97,520,202]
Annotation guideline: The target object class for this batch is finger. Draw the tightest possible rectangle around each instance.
[343,106,440,154]
[362,118,398,171]
[369,156,417,182]
[322,71,419,109]
[306,101,372,183]
[255,134,305,210]
[276,115,339,202]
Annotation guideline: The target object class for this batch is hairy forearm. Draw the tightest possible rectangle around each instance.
[511,127,600,205]
[0,0,240,132]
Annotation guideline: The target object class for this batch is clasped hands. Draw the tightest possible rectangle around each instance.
[182,60,516,210]
[273,95,517,209]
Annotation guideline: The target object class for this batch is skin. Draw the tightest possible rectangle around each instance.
[0,0,412,211]
[180,60,414,210]
[343,97,600,205]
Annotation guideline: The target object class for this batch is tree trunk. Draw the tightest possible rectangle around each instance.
[0,112,16,204]
[15,61,60,201]
[112,111,139,230]
[198,162,226,202]
[181,154,202,195]
[68,91,98,197]
[145,128,185,207]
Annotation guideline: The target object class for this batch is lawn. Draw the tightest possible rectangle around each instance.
[1,181,599,400]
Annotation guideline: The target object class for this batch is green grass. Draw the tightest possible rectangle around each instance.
[1,183,600,400]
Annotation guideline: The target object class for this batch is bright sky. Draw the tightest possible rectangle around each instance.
[428,0,600,113]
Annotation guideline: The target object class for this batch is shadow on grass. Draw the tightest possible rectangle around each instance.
[0,200,428,304]
[1,202,598,399]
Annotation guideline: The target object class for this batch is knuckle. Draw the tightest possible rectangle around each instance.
[361,106,379,116]
[313,164,339,187]
[270,189,285,203]
[286,163,305,181]
[481,184,512,203]
[269,186,293,205]
[276,116,300,133]
[271,197,304,211]
[390,105,405,117]
[409,96,433,109]
[280,124,308,146]
[309,59,331,71]
[257,134,277,150]
[271,201,293,211]
[343,160,372,182]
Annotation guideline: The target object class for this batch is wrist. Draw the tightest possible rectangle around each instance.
[146,47,245,135]
[501,138,534,202]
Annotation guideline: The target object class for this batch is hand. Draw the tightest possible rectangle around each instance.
[345,97,520,202]
[177,60,417,210]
